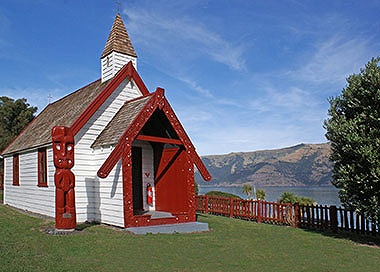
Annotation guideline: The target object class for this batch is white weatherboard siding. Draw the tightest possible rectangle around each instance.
[90,150,124,227]
[3,77,146,227]
[73,77,142,226]
[101,52,137,82]
[3,149,55,217]
[88,141,155,227]
[134,140,155,212]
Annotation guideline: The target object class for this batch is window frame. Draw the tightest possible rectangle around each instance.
[38,148,48,187]
[12,154,19,186]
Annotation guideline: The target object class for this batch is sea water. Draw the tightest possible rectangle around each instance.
[198,185,341,206]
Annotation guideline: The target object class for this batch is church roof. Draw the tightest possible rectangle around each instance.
[101,13,137,58]
[92,95,151,148]
[1,62,148,156]
[2,79,109,155]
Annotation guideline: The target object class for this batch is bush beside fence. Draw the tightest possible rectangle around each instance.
[196,195,379,236]
[196,195,294,225]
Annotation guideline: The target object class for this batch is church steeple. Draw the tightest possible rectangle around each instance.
[101,13,137,82]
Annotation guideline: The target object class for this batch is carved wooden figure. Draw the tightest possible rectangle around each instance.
[52,126,76,230]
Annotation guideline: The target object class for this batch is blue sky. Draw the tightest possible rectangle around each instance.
[1,1,380,155]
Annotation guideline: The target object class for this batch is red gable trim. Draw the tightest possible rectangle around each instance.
[135,135,183,146]
[97,88,211,182]
[71,61,149,135]
[97,90,159,178]
[160,95,212,182]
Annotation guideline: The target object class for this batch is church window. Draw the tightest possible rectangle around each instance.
[12,154,19,186]
[38,148,48,187]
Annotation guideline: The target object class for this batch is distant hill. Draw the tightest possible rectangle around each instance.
[195,143,333,186]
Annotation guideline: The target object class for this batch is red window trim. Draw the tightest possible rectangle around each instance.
[38,148,48,187]
[12,154,19,186]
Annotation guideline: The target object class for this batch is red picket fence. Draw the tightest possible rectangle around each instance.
[196,195,379,236]
[196,195,295,225]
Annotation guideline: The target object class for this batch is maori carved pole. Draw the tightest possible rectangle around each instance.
[52,126,76,230]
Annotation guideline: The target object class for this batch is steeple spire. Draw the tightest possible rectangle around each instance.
[101,13,137,82]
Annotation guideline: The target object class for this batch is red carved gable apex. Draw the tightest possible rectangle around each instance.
[97,87,211,182]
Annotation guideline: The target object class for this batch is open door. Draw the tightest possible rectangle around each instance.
[132,146,143,214]
[155,147,190,213]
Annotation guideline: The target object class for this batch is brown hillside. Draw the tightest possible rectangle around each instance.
[196,143,332,186]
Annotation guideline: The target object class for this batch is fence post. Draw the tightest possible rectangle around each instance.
[371,220,377,236]
[257,200,262,223]
[330,205,338,233]
[229,197,234,218]
[361,213,365,234]
[294,203,300,228]
[205,195,209,214]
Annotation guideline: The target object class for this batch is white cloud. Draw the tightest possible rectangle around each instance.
[123,8,246,72]
[0,87,64,113]
[297,36,373,84]
[176,75,214,98]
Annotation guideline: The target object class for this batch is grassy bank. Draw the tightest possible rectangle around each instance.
[0,204,379,271]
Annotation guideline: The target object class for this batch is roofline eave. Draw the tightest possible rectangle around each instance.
[70,61,149,136]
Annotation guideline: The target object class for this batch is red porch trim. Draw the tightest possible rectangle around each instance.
[135,135,183,146]
[97,87,211,182]
[122,145,134,228]
[71,61,149,135]
[97,142,126,179]
[161,102,212,181]
[97,90,161,178]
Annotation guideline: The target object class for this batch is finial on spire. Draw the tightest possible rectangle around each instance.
[48,93,53,104]
[101,12,138,82]
[117,1,121,13]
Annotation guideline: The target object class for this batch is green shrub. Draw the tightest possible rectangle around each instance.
[256,189,266,200]
[205,190,241,199]
[278,191,315,205]
[194,182,199,195]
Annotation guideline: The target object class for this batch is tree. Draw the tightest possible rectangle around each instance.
[278,191,315,205]
[0,96,37,189]
[324,57,380,222]
[256,189,266,200]
[0,96,37,151]
[205,190,241,199]
[278,191,297,204]
[194,182,199,195]
[242,183,253,199]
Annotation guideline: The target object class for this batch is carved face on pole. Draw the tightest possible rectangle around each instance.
[52,126,74,170]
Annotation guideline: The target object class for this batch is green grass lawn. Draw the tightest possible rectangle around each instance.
[0,203,379,272]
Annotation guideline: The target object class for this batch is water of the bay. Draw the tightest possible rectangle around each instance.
[199,185,341,206]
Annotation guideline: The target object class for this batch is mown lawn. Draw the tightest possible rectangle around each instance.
[0,202,379,272]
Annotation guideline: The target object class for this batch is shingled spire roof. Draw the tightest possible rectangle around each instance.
[101,13,137,58]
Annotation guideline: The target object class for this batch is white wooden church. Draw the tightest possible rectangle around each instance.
[1,13,211,230]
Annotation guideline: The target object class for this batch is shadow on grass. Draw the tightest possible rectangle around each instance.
[75,221,100,231]
[196,213,209,220]
[40,221,101,235]
[301,227,380,248]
